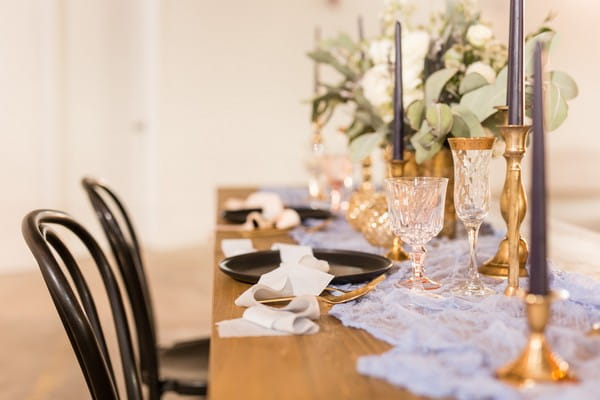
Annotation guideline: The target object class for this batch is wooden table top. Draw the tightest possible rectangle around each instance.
[208,188,424,400]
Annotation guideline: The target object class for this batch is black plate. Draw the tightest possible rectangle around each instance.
[222,207,332,224]
[219,248,392,284]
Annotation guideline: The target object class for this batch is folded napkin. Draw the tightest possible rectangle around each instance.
[223,191,301,230]
[221,239,256,257]
[217,243,334,337]
[217,296,320,337]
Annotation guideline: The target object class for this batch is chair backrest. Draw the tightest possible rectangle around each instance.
[81,177,162,397]
[22,210,143,400]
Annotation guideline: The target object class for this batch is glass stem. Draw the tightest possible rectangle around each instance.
[410,245,427,290]
[466,223,482,285]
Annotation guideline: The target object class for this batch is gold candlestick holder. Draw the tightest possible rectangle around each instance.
[346,156,375,230]
[496,291,577,386]
[480,123,530,283]
[307,121,326,202]
[386,159,410,262]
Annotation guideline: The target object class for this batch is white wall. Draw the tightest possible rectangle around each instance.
[1,0,599,272]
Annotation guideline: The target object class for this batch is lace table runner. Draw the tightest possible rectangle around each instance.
[266,187,600,399]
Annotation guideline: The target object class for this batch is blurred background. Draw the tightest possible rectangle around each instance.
[2,0,599,273]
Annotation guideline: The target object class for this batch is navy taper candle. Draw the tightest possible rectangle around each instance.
[392,21,404,161]
[529,42,548,295]
[507,0,524,125]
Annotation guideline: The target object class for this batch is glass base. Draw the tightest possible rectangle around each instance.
[452,282,495,297]
[395,276,441,291]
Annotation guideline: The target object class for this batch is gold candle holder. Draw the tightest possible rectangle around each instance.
[496,291,577,385]
[586,322,600,336]
[387,159,409,262]
[480,123,530,283]
[307,121,326,201]
[346,156,375,230]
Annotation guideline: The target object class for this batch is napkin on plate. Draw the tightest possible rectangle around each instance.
[222,191,301,230]
[217,243,334,337]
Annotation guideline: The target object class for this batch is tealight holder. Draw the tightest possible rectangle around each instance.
[496,291,578,386]
[481,122,531,290]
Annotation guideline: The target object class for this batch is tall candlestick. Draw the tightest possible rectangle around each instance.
[507,0,524,125]
[314,26,321,96]
[393,21,404,161]
[529,42,548,295]
[357,15,364,42]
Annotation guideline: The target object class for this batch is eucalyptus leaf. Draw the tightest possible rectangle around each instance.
[451,105,485,137]
[545,82,568,131]
[411,121,444,164]
[459,73,488,95]
[307,50,357,80]
[425,68,458,105]
[426,103,453,137]
[551,71,578,101]
[459,83,507,122]
[406,100,425,131]
[349,132,384,162]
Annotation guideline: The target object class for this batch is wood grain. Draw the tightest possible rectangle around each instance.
[208,188,424,400]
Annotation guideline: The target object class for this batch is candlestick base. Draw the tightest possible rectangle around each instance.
[386,237,409,262]
[496,292,577,386]
[480,238,529,277]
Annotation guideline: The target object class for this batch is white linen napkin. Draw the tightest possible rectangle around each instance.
[217,244,334,337]
[216,296,320,337]
[221,239,256,257]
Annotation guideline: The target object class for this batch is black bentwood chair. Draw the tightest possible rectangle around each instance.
[22,210,143,400]
[81,177,208,398]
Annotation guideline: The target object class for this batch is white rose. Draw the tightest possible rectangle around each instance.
[360,64,392,108]
[466,24,493,47]
[465,61,496,84]
[368,39,393,65]
[401,30,430,63]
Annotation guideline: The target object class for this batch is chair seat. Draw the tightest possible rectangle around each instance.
[160,337,210,387]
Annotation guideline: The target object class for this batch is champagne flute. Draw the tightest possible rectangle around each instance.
[449,137,496,297]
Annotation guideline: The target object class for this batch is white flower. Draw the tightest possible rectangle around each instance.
[466,24,493,47]
[360,64,392,108]
[368,39,394,65]
[400,30,430,63]
[443,47,463,69]
[465,61,496,84]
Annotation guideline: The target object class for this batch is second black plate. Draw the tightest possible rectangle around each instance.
[222,207,332,224]
[219,248,392,284]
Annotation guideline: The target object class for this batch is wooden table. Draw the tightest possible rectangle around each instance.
[208,188,424,399]
[208,188,600,399]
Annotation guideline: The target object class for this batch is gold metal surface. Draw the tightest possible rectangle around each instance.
[496,292,578,385]
[481,125,530,280]
[448,137,496,151]
[586,322,600,336]
[258,274,386,305]
[347,157,376,230]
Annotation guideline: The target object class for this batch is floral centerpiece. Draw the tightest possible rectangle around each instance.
[309,0,578,163]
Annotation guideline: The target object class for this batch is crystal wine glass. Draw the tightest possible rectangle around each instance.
[323,154,352,213]
[384,177,448,290]
[448,137,496,297]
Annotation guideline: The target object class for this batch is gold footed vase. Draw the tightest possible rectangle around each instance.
[496,292,577,385]
[480,123,530,280]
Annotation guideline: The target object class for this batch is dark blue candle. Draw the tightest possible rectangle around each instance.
[529,42,548,295]
[393,21,404,161]
[507,0,524,125]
